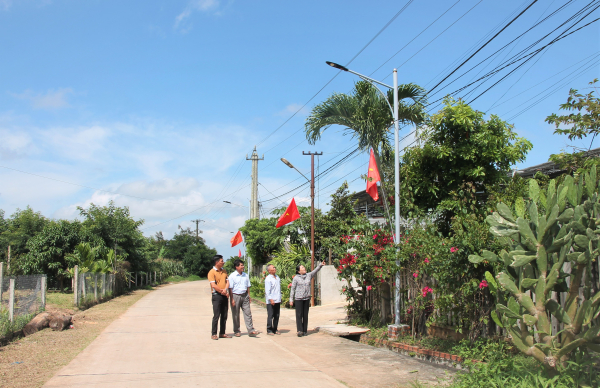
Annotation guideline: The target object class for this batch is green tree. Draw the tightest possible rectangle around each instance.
[401,98,532,223]
[305,81,426,164]
[19,220,87,286]
[0,207,49,272]
[78,201,146,270]
[164,227,216,277]
[546,79,599,142]
[305,81,426,225]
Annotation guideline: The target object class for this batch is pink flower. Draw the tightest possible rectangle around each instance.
[424,258,430,264]
[373,235,378,240]
[367,285,372,291]
[450,247,458,253]
[421,286,433,297]
[479,280,488,289]
[413,272,418,278]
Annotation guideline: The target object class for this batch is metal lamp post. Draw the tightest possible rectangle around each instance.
[281,155,322,306]
[326,61,402,326]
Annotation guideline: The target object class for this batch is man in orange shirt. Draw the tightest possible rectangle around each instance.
[207,255,229,340]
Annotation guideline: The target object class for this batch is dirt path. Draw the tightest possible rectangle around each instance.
[0,289,151,388]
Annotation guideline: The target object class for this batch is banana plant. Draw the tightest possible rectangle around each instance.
[469,165,600,371]
[67,243,119,274]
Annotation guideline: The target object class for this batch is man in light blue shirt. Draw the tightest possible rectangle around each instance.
[228,260,260,337]
[264,264,281,335]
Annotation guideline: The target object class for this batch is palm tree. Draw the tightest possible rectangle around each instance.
[305,80,427,223]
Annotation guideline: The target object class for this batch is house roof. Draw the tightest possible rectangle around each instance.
[514,147,600,179]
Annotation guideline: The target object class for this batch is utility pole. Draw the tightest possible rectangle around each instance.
[246,146,264,219]
[303,151,323,306]
[191,219,204,240]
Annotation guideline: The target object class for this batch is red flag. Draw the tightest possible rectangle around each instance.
[238,249,242,258]
[230,231,243,247]
[276,198,301,228]
[366,149,381,201]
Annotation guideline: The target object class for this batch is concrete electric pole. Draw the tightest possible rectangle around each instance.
[246,146,264,219]
[191,219,204,240]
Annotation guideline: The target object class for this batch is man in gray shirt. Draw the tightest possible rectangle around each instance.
[229,260,260,337]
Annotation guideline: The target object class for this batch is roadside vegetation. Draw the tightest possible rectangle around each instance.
[241,80,600,386]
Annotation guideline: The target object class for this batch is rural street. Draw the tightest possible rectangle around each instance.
[44,280,451,387]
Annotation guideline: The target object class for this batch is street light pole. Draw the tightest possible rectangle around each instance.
[281,154,322,307]
[303,151,323,306]
[326,61,403,325]
[393,69,401,326]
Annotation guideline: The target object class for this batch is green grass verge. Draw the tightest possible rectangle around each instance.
[47,291,75,309]
[0,309,36,339]
[163,275,204,283]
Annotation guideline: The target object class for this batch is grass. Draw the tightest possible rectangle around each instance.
[46,292,75,309]
[357,321,600,388]
[163,275,204,283]
[0,309,36,339]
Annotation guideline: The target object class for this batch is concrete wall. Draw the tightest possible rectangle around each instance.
[317,265,350,305]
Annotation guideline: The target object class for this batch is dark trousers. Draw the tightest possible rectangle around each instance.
[295,299,310,333]
[211,293,228,336]
[266,302,280,333]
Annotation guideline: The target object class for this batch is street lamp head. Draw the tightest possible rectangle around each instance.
[223,201,232,204]
[326,61,349,72]
[280,158,295,169]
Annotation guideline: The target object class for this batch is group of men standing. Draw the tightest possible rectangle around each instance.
[208,254,325,339]
[208,255,280,339]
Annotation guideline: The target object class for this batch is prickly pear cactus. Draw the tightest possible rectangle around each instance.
[469,165,600,371]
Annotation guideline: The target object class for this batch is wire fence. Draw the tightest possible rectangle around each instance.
[0,271,47,339]
[75,272,116,307]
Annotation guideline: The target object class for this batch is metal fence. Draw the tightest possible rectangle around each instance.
[0,270,46,323]
[74,270,116,307]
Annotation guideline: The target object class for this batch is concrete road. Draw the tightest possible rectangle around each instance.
[45,280,452,387]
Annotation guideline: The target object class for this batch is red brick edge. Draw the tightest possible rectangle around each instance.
[359,334,483,367]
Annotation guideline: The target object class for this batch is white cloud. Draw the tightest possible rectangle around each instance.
[39,125,111,163]
[277,103,310,117]
[0,129,33,160]
[174,0,220,31]
[12,88,74,110]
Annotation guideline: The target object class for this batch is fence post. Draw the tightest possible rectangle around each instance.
[0,262,3,303]
[154,271,156,284]
[128,272,131,289]
[328,248,332,265]
[74,265,79,306]
[146,273,149,286]
[102,273,106,297]
[41,275,47,310]
[135,272,138,287]
[82,273,87,300]
[8,278,15,323]
[94,273,98,301]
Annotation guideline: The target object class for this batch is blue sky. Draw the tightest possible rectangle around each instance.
[0,0,598,258]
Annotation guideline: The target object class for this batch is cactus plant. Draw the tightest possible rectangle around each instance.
[469,165,600,371]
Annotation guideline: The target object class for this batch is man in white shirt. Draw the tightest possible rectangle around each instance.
[229,260,260,337]
[264,264,281,335]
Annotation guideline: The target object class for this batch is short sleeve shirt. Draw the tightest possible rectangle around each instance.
[229,271,251,294]
[207,267,228,294]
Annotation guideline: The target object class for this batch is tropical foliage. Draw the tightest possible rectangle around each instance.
[0,201,217,288]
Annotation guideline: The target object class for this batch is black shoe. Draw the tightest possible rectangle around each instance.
[297,331,303,337]
[304,331,308,336]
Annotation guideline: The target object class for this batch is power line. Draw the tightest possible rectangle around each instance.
[428,0,539,94]
[255,1,415,149]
